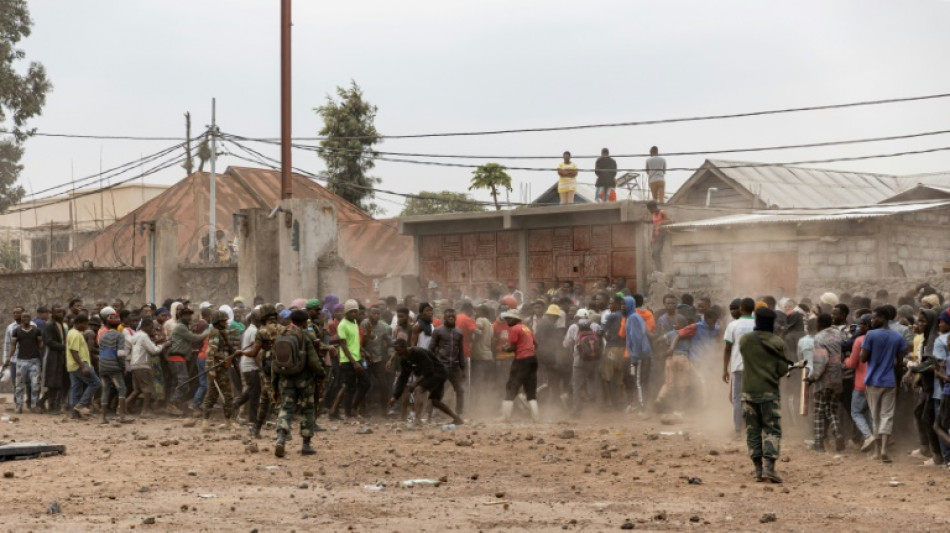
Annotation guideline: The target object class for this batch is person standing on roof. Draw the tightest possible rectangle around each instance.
[646,146,667,202]
[594,148,618,203]
[557,151,578,205]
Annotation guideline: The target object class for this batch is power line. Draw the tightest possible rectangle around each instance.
[7,154,187,215]
[20,139,192,201]
[245,91,950,140]
[225,128,950,160]
[222,133,950,173]
[222,138,526,209]
[0,129,187,141]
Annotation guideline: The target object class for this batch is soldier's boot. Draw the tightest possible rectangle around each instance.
[752,457,764,482]
[275,430,288,458]
[251,421,262,438]
[201,419,212,433]
[762,458,783,484]
[301,437,316,456]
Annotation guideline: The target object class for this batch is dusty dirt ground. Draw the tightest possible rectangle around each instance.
[0,394,948,533]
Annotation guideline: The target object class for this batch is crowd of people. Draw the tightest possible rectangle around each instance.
[1,281,949,470]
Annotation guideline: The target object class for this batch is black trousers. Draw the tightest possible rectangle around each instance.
[505,356,538,402]
[340,364,371,417]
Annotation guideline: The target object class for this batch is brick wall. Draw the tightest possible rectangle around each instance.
[0,267,145,318]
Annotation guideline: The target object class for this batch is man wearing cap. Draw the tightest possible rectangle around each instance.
[338,299,369,419]
[500,308,540,422]
[234,304,282,438]
[272,310,324,457]
[166,307,210,416]
[738,307,796,483]
[564,308,601,417]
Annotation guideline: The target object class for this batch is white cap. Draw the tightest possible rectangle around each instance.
[199,301,212,310]
[344,299,359,313]
[99,306,116,319]
[575,308,590,319]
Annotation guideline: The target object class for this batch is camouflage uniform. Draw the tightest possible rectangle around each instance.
[254,323,284,425]
[274,325,323,438]
[742,397,782,459]
[202,327,234,419]
[305,322,328,413]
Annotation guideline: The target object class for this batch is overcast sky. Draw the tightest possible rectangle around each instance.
[13,0,950,216]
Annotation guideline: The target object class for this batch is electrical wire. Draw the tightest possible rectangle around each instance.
[0,129,187,141]
[20,138,195,201]
[245,91,950,140]
[220,133,950,173]
[6,154,188,215]
[224,128,950,160]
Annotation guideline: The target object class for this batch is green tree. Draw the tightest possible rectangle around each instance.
[0,0,51,213]
[315,81,380,214]
[399,191,486,217]
[0,240,25,271]
[469,163,512,211]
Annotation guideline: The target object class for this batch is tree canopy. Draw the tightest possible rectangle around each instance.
[0,0,52,213]
[399,190,486,217]
[469,163,512,211]
[315,81,380,214]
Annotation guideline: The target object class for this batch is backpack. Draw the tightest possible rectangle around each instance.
[576,323,600,361]
[272,331,306,376]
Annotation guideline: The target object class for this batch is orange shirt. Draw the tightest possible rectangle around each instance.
[636,309,656,334]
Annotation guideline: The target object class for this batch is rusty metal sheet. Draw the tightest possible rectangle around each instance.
[553,228,572,252]
[612,251,637,277]
[527,229,552,253]
[497,231,519,256]
[471,258,496,281]
[421,235,443,259]
[497,255,520,280]
[573,226,591,251]
[584,253,610,277]
[611,224,637,249]
[442,235,462,258]
[556,254,583,279]
[421,259,445,283]
[528,254,554,280]
[461,234,479,257]
[732,251,798,298]
[446,259,471,283]
[591,225,611,250]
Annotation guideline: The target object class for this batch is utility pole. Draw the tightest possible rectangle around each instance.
[281,0,292,199]
[210,98,217,259]
[183,112,194,175]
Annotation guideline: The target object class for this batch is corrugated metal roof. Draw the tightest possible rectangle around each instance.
[705,159,902,208]
[338,218,414,277]
[667,199,950,229]
[57,166,370,267]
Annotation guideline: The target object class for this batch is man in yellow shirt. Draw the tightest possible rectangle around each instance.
[66,315,100,418]
[557,151,578,205]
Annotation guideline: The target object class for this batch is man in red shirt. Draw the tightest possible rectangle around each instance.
[499,309,540,423]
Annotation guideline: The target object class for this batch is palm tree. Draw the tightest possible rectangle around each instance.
[469,163,513,211]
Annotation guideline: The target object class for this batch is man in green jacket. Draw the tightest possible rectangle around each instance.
[167,307,210,415]
[739,307,803,484]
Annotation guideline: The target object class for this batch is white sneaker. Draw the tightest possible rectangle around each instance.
[860,435,877,452]
[922,458,936,466]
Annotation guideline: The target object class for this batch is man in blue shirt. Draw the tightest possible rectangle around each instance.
[860,306,909,463]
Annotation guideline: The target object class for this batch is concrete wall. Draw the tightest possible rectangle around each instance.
[0,267,145,317]
[667,212,950,302]
[237,208,279,303]
[179,264,239,305]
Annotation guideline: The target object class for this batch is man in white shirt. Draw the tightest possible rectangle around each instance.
[722,298,756,438]
[645,146,667,202]
[126,317,166,418]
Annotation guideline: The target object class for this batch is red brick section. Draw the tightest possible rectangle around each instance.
[420,223,636,297]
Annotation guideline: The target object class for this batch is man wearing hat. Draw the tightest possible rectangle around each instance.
[499,308,540,423]
[234,304,282,438]
[166,307,211,416]
[738,307,800,483]
[535,304,567,406]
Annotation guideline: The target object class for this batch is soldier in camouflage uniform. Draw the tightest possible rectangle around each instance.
[305,299,330,428]
[738,307,804,484]
[201,311,235,432]
[234,304,281,438]
[272,309,326,457]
